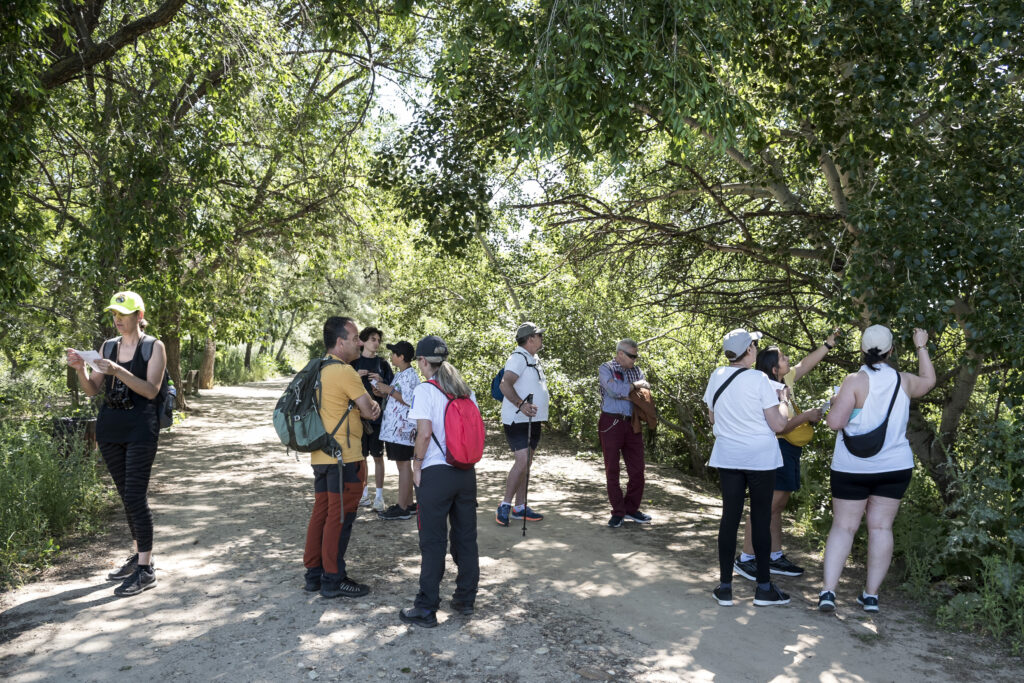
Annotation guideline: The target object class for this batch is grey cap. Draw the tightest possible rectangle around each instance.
[414,335,449,362]
[723,328,763,358]
[861,325,893,354]
[515,322,544,341]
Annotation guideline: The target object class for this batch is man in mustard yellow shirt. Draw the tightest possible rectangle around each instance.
[303,316,381,599]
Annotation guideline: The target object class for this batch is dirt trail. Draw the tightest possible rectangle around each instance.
[0,379,1016,682]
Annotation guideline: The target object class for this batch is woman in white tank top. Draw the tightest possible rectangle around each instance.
[816,325,936,614]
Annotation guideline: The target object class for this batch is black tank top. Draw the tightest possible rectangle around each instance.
[96,340,159,443]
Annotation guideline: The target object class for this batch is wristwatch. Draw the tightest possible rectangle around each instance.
[824,340,834,350]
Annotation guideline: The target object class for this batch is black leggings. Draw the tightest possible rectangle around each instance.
[718,468,775,584]
[98,441,158,553]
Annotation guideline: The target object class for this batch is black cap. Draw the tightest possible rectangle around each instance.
[414,335,449,361]
[386,340,415,361]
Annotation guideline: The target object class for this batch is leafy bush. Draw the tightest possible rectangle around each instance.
[182,344,285,386]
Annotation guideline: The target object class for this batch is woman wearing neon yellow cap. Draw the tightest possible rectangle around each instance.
[66,290,166,597]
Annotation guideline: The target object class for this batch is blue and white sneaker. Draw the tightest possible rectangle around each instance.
[510,505,543,521]
[496,502,511,527]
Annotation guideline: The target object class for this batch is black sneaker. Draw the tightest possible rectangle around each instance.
[114,567,156,596]
[320,577,370,599]
[304,571,322,592]
[399,606,438,628]
[818,590,837,612]
[407,503,418,512]
[623,510,652,524]
[712,585,733,606]
[449,598,474,615]
[378,504,412,520]
[733,555,758,581]
[753,583,790,606]
[857,593,880,612]
[608,515,624,528]
[107,553,139,581]
[769,554,804,576]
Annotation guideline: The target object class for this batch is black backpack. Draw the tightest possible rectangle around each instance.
[102,335,175,429]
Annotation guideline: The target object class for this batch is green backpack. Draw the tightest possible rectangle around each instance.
[273,357,354,456]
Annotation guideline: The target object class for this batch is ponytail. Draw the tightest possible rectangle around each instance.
[429,361,472,398]
[862,348,889,371]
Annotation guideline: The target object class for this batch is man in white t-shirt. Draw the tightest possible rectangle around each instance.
[495,322,550,527]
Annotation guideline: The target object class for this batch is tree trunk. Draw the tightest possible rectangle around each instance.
[163,331,187,410]
[276,311,298,362]
[244,342,252,370]
[199,337,216,389]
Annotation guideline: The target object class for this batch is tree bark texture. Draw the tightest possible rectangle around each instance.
[244,342,253,370]
[199,337,216,390]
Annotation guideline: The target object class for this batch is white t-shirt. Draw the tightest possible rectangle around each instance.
[702,366,783,471]
[409,380,479,469]
[832,364,913,473]
[500,349,549,424]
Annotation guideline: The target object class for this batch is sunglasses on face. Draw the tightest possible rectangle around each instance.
[621,350,638,360]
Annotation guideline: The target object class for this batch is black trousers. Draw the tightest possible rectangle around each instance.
[718,467,776,584]
[98,440,158,553]
[414,465,479,611]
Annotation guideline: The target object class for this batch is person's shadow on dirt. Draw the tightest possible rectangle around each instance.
[0,582,120,647]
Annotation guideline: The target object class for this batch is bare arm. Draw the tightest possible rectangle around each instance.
[792,329,839,381]
[66,347,104,396]
[500,369,538,417]
[763,405,790,433]
[826,373,864,430]
[91,341,166,400]
[355,393,380,420]
[412,418,432,486]
[778,407,822,434]
[901,328,936,398]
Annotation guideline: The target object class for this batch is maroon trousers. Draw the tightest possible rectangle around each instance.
[599,412,645,516]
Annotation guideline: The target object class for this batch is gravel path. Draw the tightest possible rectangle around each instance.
[0,378,1016,682]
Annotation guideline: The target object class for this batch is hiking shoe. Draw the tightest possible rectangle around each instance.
[304,576,321,592]
[857,593,880,613]
[114,567,156,597]
[399,606,438,628]
[449,598,474,615]
[320,577,369,599]
[753,583,791,606]
[510,505,543,521]
[713,585,733,606]
[107,553,139,581]
[769,554,804,577]
[372,497,386,512]
[624,510,652,524]
[496,503,511,527]
[407,502,417,512]
[378,504,412,520]
[818,591,837,612]
[608,515,624,528]
[358,492,372,507]
[733,555,758,581]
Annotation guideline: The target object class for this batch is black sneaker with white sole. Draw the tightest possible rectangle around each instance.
[769,554,804,576]
[857,593,880,612]
[713,585,733,606]
[753,583,790,606]
[114,567,156,596]
[320,577,370,599]
[733,555,758,581]
[623,510,652,524]
[107,553,139,581]
[378,504,412,520]
[818,590,836,612]
[608,515,624,528]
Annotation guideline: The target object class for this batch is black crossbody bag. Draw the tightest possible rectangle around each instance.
[711,367,749,409]
[842,373,901,458]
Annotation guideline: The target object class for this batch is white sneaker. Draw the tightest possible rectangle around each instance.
[372,497,386,512]
[359,492,372,507]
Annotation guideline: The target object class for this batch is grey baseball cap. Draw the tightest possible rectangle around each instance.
[414,335,449,361]
[723,328,763,358]
[515,322,544,341]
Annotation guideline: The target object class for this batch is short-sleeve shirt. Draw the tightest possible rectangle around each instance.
[312,355,367,465]
[500,349,549,424]
[379,366,419,446]
[408,381,479,470]
[702,366,782,471]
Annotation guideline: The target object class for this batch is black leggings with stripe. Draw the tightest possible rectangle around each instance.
[98,441,158,553]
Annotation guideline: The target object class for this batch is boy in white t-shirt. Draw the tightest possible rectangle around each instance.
[495,322,550,527]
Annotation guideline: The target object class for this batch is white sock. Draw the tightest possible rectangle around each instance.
[375,488,384,499]
[362,486,368,497]
[513,504,525,513]
[739,553,755,562]
[770,550,784,561]
[862,592,878,599]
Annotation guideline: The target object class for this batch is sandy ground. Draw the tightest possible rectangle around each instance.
[0,378,1018,682]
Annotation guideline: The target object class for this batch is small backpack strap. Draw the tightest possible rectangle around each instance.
[712,368,749,409]
[426,380,452,455]
[102,337,119,360]
[140,335,156,362]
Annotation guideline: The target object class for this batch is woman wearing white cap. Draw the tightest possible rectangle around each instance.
[817,325,935,613]
[66,291,166,597]
[703,328,799,607]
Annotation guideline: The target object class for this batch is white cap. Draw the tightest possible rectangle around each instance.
[861,325,893,354]
[723,328,763,358]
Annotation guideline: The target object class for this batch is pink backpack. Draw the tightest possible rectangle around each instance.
[425,380,485,469]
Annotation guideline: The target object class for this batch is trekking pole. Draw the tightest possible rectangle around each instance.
[522,393,534,537]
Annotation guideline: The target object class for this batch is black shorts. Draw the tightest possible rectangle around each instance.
[503,421,542,452]
[361,431,384,458]
[830,468,913,501]
[385,442,414,462]
[774,440,802,492]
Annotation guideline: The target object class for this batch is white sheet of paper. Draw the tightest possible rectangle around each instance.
[76,350,104,372]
